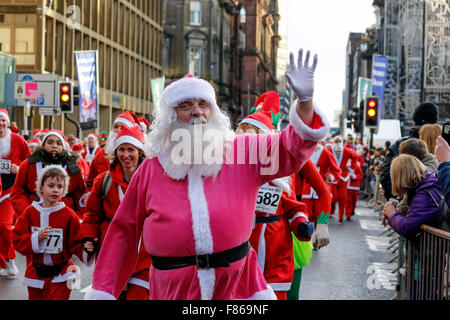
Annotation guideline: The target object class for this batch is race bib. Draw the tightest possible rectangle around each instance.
[255,184,283,214]
[0,159,11,174]
[32,227,64,254]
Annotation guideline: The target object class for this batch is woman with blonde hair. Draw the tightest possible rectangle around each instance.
[382,154,443,238]
[419,123,442,154]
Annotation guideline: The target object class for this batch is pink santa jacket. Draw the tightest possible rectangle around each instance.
[86,101,330,300]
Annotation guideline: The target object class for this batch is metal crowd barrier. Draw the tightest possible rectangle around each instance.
[397,225,450,300]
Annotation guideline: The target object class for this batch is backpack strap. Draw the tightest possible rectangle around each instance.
[101,171,112,199]
[423,189,440,208]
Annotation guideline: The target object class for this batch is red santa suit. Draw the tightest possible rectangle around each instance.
[12,201,94,300]
[298,146,340,224]
[81,126,151,300]
[0,111,31,270]
[86,147,109,189]
[345,158,363,217]
[10,131,87,219]
[249,176,312,300]
[329,144,358,221]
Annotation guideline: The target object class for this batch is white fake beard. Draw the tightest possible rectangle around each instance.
[0,130,11,158]
[158,118,227,180]
[104,130,118,156]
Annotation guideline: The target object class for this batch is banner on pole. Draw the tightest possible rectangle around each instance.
[357,77,373,107]
[371,55,388,118]
[75,51,99,130]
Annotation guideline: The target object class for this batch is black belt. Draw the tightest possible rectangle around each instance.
[255,216,281,224]
[151,241,250,271]
[33,262,68,278]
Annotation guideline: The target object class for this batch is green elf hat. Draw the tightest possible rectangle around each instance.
[67,135,77,142]
[249,91,281,128]
[98,132,108,142]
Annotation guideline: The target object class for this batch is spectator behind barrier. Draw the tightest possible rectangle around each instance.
[419,124,442,155]
[380,102,438,200]
[435,136,450,207]
[396,138,440,215]
[382,154,443,239]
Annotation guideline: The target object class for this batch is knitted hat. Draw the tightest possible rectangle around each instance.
[111,125,145,153]
[0,109,10,124]
[114,111,139,128]
[159,74,221,114]
[42,130,68,150]
[413,102,438,126]
[98,132,108,142]
[36,165,69,198]
[67,135,77,142]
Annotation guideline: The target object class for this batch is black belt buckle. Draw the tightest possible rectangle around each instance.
[195,254,210,270]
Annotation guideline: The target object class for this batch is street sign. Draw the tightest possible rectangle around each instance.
[16,74,58,108]
[14,82,25,99]
[24,82,39,99]
[39,108,61,116]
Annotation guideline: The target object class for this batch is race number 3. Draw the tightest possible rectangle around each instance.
[0,159,11,174]
[255,184,282,214]
[32,227,64,254]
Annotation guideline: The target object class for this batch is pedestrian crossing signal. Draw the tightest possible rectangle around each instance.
[59,82,73,113]
[365,96,379,128]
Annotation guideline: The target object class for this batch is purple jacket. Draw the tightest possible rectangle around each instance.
[388,173,443,238]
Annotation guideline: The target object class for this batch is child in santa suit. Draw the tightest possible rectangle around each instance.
[80,126,151,300]
[237,91,314,300]
[345,156,363,217]
[86,111,139,189]
[329,136,359,223]
[11,130,87,219]
[72,144,90,182]
[13,165,95,300]
[0,109,31,277]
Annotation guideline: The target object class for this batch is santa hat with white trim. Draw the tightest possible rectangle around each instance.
[239,91,281,134]
[111,125,145,154]
[41,130,69,150]
[36,164,70,198]
[114,111,139,128]
[159,74,221,115]
[28,139,40,147]
[0,108,10,124]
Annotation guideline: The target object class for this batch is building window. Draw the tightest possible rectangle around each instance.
[14,27,35,65]
[190,1,202,26]
[189,46,202,78]
[0,27,11,52]
[240,7,246,24]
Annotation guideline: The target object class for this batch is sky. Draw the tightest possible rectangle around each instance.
[286,0,377,126]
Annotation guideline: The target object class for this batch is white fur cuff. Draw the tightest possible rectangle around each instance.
[289,100,330,142]
[84,287,116,300]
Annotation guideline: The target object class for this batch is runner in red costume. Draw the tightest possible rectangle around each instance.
[345,156,363,217]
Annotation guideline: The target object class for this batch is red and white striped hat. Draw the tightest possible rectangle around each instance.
[0,109,10,124]
[111,125,145,153]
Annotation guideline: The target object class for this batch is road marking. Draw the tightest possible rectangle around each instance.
[365,235,392,252]
[360,219,385,232]
[366,262,397,290]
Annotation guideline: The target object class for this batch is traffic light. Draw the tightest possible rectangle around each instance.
[73,86,79,108]
[365,96,379,128]
[59,82,73,113]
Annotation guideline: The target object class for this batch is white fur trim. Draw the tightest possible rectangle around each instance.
[187,171,216,300]
[244,286,277,300]
[0,130,11,158]
[42,132,67,150]
[0,111,10,123]
[82,251,96,267]
[23,277,45,289]
[84,287,116,300]
[271,176,292,195]
[269,282,292,291]
[0,194,10,205]
[289,100,330,142]
[112,136,144,153]
[311,144,324,166]
[288,212,309,224]
[35,165,70,199]
[240,118,272,134]
[31,231,45,254]
[114,117,134,128]
[127,277,150,290]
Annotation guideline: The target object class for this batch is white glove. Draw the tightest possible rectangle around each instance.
[286,49,318,102]
[311,224,330,249]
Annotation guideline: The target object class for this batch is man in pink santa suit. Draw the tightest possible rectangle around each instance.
[85,49,330,300]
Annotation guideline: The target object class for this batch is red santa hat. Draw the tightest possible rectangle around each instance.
[67,135,77,143]
[240,91,281,134]
[28,139,40,147]
[114,111,139,128]
[41,130,69,150]
[71,143,83,152]
[111,125,145,153]
[87,133,97,140]
[36,165,69,198]
[159,74,221,115]
[0,109,10,124]
[139,117,150,127]
[32,129,41,139]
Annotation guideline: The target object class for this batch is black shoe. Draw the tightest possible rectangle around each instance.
[352,211,355,216]
[346,217,352,221]
[338,220,343,225]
